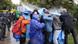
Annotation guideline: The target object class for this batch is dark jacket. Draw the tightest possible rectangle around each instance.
[60,12,75,30]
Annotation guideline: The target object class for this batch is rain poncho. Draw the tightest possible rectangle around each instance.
[30,14,45,44]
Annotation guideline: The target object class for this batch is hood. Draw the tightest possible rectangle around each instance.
[38,8,46,16]
[23,11,31,15]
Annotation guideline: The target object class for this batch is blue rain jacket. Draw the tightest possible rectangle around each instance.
[30,14,45,44]
[38,8,54,32]
[43,14,53,32]
[38,8,53,43]
[43,14,54,43]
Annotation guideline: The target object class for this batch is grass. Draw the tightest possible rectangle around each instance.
[68,35,74,44]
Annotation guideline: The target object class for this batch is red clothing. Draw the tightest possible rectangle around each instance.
[12,16,30,36]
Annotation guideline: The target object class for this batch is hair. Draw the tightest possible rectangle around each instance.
[30,9,39,19]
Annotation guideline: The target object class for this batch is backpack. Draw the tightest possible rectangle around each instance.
[12,16,30,40]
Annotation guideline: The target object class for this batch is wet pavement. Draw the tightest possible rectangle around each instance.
[0,24,19,44]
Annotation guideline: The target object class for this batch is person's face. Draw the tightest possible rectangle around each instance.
[34,12,38,15]
[33,14,40,21]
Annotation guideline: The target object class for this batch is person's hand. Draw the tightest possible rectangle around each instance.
[42,23,45,26]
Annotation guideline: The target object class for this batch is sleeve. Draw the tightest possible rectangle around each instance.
[22,20,30,24]
[43,15,53,20]
[33,20,45,30]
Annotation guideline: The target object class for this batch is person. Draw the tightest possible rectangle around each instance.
[6,10,12,32]
[42,9,53,44]
[12,16,30,44]
[15,10,20,20]
[20,18,30,44]
[22,11,31,44]
[0,17,7,40]
[0,13,9,40]
[30,9,45,44]
[60,11,78,44]
[52,12,64,44]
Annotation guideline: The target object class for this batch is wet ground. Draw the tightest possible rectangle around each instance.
[0,24,19,44]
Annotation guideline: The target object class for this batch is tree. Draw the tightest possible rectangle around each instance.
[0,0,15,10]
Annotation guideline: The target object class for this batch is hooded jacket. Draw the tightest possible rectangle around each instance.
[43,14,53,32]
[30,14,45,44]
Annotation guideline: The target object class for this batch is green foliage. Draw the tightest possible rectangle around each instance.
[26,0,78,30]
[68,35,74,44]
[0,0,15,10]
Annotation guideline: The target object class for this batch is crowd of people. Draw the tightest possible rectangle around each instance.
[12,7,78,44]
[0,10,15,40]
[0,7,77,44]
